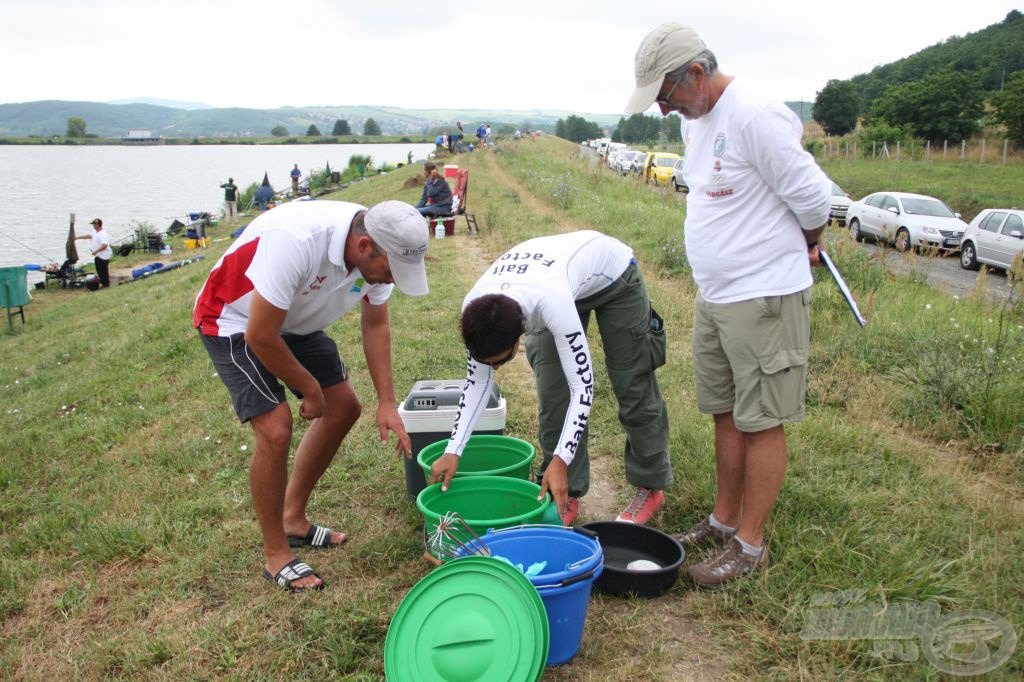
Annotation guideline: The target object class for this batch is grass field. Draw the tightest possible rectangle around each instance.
[1,136,1021,680]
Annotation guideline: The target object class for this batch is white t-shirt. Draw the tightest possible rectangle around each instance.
[193,201,394,336]
[447,231,634,465]
[91,229,112,260]
[682,79,831,303]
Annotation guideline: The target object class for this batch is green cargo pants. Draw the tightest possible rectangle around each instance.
[525,262,673,497]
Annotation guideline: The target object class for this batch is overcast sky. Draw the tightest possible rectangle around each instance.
[3,0,1020,114]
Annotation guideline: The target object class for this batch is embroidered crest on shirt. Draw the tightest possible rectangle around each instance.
[350,277,365,293]
[713,133,727,158]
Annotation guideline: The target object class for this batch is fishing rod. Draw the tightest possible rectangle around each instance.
[0,228,59,262]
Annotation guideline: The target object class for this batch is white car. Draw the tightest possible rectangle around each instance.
[603,142,627,160]
[612,150,641,174]
[959,209,1024,273]
[670,159,688,192]
[847,191,967,253]
[829,182,852,226]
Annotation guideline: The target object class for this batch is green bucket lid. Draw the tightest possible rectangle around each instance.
[385,557,549,682]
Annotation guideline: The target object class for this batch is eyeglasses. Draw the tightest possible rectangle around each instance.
[655,77,684,107]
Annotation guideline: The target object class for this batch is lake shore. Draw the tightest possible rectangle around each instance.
[0,134,434,146]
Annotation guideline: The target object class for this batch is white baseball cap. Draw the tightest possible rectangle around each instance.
[364,200,430,296]
[625,23,706,114]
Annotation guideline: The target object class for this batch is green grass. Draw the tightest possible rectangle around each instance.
[0,138,1021,680]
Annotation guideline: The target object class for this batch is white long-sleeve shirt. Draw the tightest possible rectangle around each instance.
[682,78,832,303]
[446,231,633,465]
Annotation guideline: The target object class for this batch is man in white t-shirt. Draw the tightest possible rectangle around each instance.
[427,231,674,526]
[75,218,113,287]
[193,200,429,592]
[625,23,831,587]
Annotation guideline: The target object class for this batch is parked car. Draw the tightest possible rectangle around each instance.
[602,142,626,160]
[629,152,647,175]
[829,181,852,226]
[846,191,967,253]
[670,159,688,192]
[959,209,1024,273]
[642,152,682,186]
[613,150,642,175]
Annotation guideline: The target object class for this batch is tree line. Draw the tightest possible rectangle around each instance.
[553,113,682,144]
[812,10,1024,146]
[272,119,380,137]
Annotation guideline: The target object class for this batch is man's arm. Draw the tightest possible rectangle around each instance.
[244,292,324,419]
[360,299,412,457]
[429,354,493,491]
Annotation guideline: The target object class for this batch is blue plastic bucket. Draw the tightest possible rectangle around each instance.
[475,525,604,666]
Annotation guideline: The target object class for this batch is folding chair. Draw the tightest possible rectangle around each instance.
[428,169,478,234]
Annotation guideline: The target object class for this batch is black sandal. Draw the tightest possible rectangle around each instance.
[287,524,347,549]
[263,559,326,592]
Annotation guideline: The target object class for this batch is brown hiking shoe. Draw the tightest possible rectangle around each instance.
[673,516,735,546]
[688,538,769,589]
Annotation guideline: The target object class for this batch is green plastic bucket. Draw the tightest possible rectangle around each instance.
[418,434,534,483]
[417,476,552,539]
[385,556,549,681]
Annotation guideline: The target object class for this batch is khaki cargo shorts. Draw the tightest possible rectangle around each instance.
[692,288,811,432]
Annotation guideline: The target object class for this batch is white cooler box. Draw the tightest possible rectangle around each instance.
[398,379,507,497]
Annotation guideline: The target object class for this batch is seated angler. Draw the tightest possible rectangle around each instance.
[414,162,453,217]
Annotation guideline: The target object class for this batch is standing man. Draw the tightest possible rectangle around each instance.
[193,200,429,592]
[414,162,453,217]
[220,177,239,219]
[76,218,112,287]
[428,231,673,526]
[625,23,830,587]
[291,164,302,196]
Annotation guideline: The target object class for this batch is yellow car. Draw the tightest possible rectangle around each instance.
[643,152,682,186]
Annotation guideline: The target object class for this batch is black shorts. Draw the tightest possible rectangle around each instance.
[200,330,348,423]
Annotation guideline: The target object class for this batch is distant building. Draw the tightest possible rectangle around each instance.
[123,128,160,145]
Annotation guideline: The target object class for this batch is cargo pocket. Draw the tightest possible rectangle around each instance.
[648,307,667,370]
[758,348,807,420]
[628,306,667,371]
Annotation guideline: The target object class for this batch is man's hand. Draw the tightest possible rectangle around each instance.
[428,453,460,492]
[538,457,569,520]
[376,403,412,458]
[299,385,325,420]
[808,244,823,267]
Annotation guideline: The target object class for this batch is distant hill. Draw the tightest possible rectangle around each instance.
[0,101,626,138]
[848,10,1024,107]
[106,97,214,110]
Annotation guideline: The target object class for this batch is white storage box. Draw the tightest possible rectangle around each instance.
[398,379,507,496]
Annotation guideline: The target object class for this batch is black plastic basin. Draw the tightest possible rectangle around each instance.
[580,521,686,597]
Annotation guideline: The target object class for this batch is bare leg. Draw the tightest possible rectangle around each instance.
[283,380,361,541]
[711,412,745,528]
[735,425,788,547]
[249,403,321,590]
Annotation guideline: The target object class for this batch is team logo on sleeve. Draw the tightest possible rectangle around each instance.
[713,133,727,158]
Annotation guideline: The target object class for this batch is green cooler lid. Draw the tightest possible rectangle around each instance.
[385,556,549,682]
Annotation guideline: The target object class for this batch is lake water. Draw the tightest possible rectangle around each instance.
[0,143,433,279]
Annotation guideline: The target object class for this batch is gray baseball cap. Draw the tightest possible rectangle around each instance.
[364,200,430,296]
[625,23,706,114]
